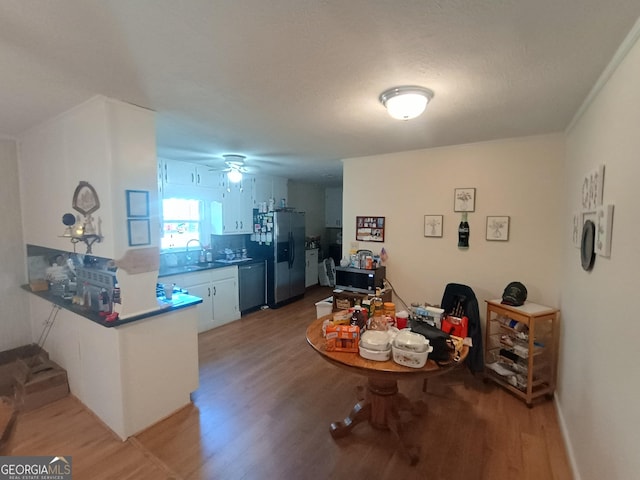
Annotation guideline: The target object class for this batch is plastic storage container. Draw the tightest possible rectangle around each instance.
[359,344,391,361]
[391,331,433,368]
[315,297,333,318]
[360,330,393,351]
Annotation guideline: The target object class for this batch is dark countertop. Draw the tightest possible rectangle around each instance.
[22,285,202,328]
[158,258,266,278]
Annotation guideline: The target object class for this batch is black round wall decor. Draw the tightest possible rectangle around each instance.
[581,220,596,271]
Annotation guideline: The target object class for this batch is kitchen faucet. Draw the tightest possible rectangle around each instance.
[185,239,203,264]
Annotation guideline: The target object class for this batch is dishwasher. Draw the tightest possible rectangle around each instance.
[239,260,266,314]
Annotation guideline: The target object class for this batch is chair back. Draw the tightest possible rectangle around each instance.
[441,283,484,373]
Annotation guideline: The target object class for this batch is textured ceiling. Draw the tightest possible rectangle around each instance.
[1,1,639,185]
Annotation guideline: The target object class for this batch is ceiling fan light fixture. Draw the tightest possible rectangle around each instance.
[227,168,243,183]
[379,86,434,120]
[223,154,246,183]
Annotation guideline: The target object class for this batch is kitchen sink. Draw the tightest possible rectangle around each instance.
[214,258,253,264]
[162,263,216,275]
[184,263,218,271]
[160,260,252,277]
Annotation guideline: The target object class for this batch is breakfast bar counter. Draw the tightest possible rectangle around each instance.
[23,287,202,440]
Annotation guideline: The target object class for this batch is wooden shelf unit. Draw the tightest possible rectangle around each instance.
[484,299,559,406]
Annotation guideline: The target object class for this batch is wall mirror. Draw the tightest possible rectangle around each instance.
[72,181,100,216]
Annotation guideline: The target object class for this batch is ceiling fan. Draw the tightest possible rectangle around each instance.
[214,154,250,183]
[173,148,293,180]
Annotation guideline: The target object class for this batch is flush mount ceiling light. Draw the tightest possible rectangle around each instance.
[223,154,247,183]
[379,86,434,120]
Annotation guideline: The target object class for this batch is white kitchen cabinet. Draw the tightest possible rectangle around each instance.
[161,158,219,189]
[168,270,213,333]
[158,159,165,196]
[183,280,214,333]
[272,176,288,206]
[253,176,270,207]
[305,249,319,287]
[195,167,220,188]
[162,158,197,186]
[211,268,240,328]
[162,271,213,332]
[325,187,343,228]
[167,266,240,332]
[252,175,288,208]
[211,180,254,235]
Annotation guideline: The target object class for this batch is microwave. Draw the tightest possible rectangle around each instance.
[335,266,386,294]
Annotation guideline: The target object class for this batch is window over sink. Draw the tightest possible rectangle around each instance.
[161,198,202,250]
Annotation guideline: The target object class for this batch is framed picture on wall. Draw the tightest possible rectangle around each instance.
[356,216,385,242]
[486,216,510,241]
[454,188,476,212]
[424,215,443,237]
[126,190,150,218]
[128,218,151,246]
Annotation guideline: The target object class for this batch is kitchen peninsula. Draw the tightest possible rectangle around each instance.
[16,96,203,440]
[24,283,202,440]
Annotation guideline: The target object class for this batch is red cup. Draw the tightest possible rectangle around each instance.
[396,314,408,329]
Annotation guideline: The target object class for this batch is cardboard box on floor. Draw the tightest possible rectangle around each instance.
[0,396,17,454]
[0,344,69,412]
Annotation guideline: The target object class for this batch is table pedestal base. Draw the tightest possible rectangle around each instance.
[329,377,424,465]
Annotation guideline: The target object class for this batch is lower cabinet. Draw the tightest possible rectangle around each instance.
[164,266,240,333]
[211,272,240,328]
[305,249,319,287]
[183,282,214,333]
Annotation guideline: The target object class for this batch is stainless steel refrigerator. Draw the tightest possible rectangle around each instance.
[268,211,306,307]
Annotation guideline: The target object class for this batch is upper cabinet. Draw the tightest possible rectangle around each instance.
[325,187,343,228]
[253,175,288,208]
[160,158,218,188]
[211,176,254,235]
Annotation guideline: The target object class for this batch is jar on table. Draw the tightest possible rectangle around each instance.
[383,302,396,326]
[350,306,366,331]
[370,296,383,318]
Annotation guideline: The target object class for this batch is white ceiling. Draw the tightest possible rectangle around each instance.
[1,1,639,186]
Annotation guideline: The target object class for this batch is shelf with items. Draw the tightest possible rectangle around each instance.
[484,299,559,407]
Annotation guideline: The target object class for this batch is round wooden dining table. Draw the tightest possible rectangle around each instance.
[306,315,468,465]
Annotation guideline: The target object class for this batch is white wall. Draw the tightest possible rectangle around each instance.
[342,134,564,310]
[18,97,113,256]
[288,181,325,237]
[561,28,640,480]
[18,96,160,319]
[0,138,30,351]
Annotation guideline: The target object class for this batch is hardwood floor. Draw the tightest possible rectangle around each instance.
[6,286,573,479]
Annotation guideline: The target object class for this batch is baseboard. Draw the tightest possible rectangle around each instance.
[554,392,581,480]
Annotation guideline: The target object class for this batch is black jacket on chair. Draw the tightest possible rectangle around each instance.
[441,283,484,373]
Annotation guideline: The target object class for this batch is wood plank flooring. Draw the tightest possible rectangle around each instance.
[5,286,573,479]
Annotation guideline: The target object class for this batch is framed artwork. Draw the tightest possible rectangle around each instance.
[486,216,510,241]
[128,219,151,246]
[581,165,605,211]
[454,188,476,212]
[72,181,101,216]
[424,215,443,237]
[572,212,581,248]
[126,190,150,218]
[595,204,614,257]
[356,216,385,242]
